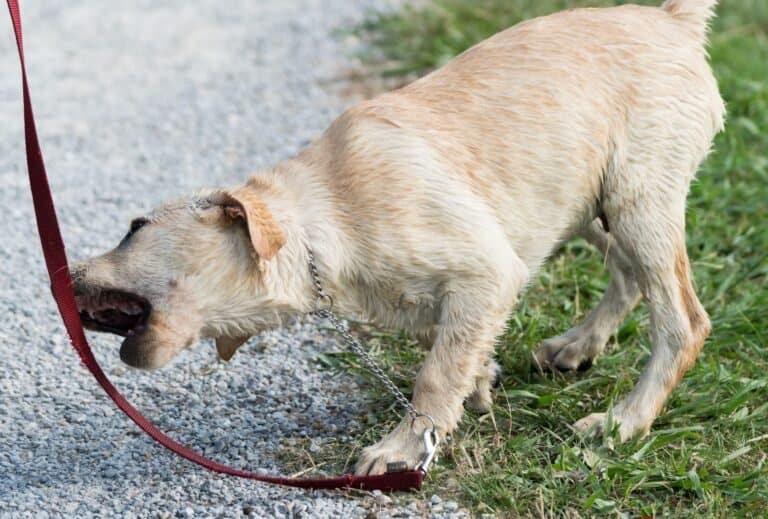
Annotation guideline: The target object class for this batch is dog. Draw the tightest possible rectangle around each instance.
[72,0,725,476]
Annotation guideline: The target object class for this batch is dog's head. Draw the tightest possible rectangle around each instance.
[72,187,288,369]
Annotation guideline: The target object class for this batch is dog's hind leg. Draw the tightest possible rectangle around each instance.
[573,160,711,442]
[534,220,641,371]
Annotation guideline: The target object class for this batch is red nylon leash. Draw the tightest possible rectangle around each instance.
[5,0,424,493]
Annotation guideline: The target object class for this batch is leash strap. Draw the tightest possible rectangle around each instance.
[5,0,424,492]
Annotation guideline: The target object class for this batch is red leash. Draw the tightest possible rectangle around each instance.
[5,0,424,493]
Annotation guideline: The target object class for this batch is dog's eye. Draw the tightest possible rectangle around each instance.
[121,218,149,244]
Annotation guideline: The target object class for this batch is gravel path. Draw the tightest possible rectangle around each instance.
[0,2,465,517]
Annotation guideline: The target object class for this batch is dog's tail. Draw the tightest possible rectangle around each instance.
[661,0,719,39]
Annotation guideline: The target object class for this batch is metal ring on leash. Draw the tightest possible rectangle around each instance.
[410,412,436,435]
[314,293,334,313]
[410,413,440,473]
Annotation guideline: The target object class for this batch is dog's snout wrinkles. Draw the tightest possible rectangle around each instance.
[69,263,87,295]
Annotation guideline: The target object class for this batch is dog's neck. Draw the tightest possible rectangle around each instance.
[242,158,360,319]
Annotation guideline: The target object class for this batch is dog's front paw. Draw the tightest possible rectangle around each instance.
[355,421,430,476]
[465,359,502,414]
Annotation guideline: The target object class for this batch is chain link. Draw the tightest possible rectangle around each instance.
[307,248,418,419]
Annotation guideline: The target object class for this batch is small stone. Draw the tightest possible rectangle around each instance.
[430,495,442,505]
[444,501,459,512]
[68,413,86,423]
[376,494,393,506]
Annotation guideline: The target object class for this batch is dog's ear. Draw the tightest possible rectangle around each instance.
[216,336,250,362]
[210,188,286,260]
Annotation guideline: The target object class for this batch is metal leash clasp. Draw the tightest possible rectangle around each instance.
[416,427,439,473]
[412,413,439,474]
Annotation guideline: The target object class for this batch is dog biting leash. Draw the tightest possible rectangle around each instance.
[5,0,434,492]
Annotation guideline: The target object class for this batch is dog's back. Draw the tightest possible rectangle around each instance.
[303,0,725,271]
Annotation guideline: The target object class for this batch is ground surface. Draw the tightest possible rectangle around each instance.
[0,1,463,518]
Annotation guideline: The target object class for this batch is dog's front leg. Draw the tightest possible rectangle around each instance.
[355,270,524,476]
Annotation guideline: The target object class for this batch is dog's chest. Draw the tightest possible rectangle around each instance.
[347,276,442,333]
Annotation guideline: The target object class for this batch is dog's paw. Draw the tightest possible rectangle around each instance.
[355,422,429,476]
[465,360,502,414]
[534,327,604,372]
[465,387,493,414]
[573,410,650,443]
[464,387,493,415]
[573,412,609,436]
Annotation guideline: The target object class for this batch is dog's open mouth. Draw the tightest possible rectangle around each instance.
[76,290,151,337]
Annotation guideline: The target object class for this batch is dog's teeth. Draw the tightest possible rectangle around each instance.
[75,290,146,321]
[118,302,143,315]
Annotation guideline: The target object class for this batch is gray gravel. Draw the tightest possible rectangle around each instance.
[0,1,470,517]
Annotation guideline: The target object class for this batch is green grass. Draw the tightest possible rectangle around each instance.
[300,1,768,516]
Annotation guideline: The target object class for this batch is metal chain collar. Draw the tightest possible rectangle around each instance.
[306,248,440,473]
[306,248,419,418]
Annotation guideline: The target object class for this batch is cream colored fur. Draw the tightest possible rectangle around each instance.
[73,0,725,476]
